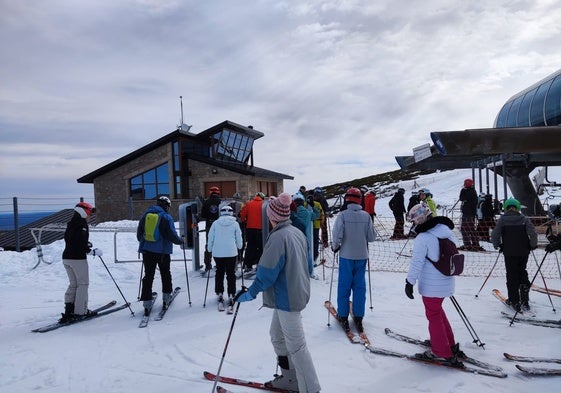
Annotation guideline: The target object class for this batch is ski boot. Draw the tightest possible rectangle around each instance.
[520,284,530,311]
[353,316,364,333]
[58,302,75,323]
[265,355,298,391]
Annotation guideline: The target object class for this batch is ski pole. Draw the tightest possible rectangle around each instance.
[509,251,550,326]
[181,244,192,307]
[327,250,338,327]
[137,255,143,300]
[203,266,211,307]
[367,257,373,311]
[395,236,411,260]
[530,250,555,312]
[211,300,242,393]
[97,255,135,316]
[450,296,485,348]
[475,251,502,298]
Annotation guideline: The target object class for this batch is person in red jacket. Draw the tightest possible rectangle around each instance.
[240,192,265,272]
[363,189,376,220]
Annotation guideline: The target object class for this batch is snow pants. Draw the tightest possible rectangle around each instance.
[214,256,237,297]
[140,251,172,301]
[505,255,530,304]
[422,296,455,358]
[63,258,89,315]
[336,257,367,318]
[244,228,263,269]
[460,215,479,247]
[269,309,321,393]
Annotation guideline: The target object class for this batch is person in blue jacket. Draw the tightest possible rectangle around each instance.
[235,193,321,393]
[137,196,183,315]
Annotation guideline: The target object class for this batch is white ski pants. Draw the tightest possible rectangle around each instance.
[63,258,89,315]
[269,309,321,392]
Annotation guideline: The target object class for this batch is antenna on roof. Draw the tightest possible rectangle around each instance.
[178,95,192,133]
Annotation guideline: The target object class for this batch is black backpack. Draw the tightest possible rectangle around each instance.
[427,237,465,276]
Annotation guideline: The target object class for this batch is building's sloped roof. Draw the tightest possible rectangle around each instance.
[77,120,291,183]
[0,210,97,251]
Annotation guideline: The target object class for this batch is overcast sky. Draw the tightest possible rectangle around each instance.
[1,0,561,200]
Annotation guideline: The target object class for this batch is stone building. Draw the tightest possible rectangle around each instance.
[78,120,293,222]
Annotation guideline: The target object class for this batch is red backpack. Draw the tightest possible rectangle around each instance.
[427,238,465,276]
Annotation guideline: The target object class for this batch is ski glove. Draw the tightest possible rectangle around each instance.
[233,287,254,303]
[405,279,414,299]
[90,248,103,257]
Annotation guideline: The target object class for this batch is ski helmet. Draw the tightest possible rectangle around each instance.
[503,198,521,211]
[345,187,362,204]
[233,192,242,200]
[464,178,474,188]
[219,205,234,216]
[209,186,220,196]
[408,202,432,225]
[157,196,171,211]
[75,202,95,216]
[256,192,265,200]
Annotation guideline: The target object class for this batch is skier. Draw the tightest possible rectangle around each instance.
[137,196,183,316]
[404,203,464,366]
[234,193,321,393]
[389,188,407,239]
[459,179,483,251]
[239,192,265,273]
[331,187,376,333]
[207,204,242,311]
[491,198,538,311]
[60,201,100,322]
[200,186,222,273]
[363,188,377,220]
[419,188,437,216]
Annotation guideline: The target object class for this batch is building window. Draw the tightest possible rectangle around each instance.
[544,74,561,126]
[130,163,170,200]
[212,128,254,163]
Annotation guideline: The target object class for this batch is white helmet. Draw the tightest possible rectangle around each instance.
[220,205,234,216]
[407,202,432,225]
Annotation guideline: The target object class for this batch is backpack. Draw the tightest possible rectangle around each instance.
[426,237,464,276]
[143,212,162,242]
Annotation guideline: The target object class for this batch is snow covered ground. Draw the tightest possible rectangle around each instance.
[1,168,561,393]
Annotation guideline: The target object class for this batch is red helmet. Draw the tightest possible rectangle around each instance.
[464,179,474,188]
[345,187,362,204]
[209,186,220,196]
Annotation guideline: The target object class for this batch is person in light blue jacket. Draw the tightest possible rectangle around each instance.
[207,204,243,309]
[235,193,321,393]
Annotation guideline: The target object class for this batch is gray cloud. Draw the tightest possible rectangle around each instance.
[1,0,560,198]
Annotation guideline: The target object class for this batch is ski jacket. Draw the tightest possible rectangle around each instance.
[207,215,243,258]
[240,196,263,229]
[364,192,376,216]
[331,203,376,260]
[137,205,183,254]
[311,200,323,229]
[246,220,312,312]
[389,192,406,216]
[424,196,437,216]
[491,211,538,256]
[406,216,456,298]
[459,187,478,217]
[62,212,90,260]
[200,194,221,229]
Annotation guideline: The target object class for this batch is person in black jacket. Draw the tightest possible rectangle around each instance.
[60,202,100,322]
[389,188,407,239]
[200,186,221,273]
[491,198,538,311]
[459,179,483,251]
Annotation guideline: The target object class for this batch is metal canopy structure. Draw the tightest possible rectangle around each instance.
[395,125,561,215]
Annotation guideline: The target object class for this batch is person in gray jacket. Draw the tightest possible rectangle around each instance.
[491,198,538,311]
[331,187,376,333]
[235,192,321,393]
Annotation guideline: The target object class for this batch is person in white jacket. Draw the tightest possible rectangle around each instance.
[404,203,464,366]
[207,204,243,309]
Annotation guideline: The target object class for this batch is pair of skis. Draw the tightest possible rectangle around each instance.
[31,300,130,333]
[324,300,370,345]
[493,288,561,328]
[504,353,561,376]
[367,328,507,378]
[139,287,181,328]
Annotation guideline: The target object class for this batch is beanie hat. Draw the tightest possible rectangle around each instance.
[267,192,292,222]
